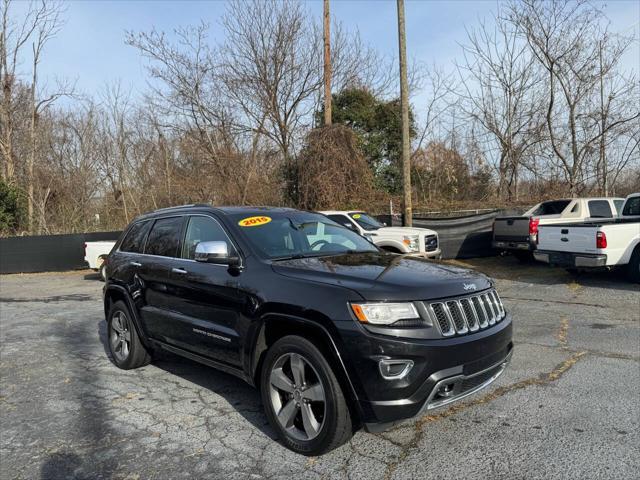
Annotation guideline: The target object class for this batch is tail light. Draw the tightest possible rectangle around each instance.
[596,231,607,249]
[529,217,540,244]
[529,217,540,235]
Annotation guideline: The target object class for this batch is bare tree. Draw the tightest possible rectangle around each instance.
[457,9,544,201]
[509,0,639,195]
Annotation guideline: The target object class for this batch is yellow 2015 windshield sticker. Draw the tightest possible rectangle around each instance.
[238,216,272,227]
[352,213,362,219]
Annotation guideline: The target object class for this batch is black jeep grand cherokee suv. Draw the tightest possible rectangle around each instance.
[104,205,513,455]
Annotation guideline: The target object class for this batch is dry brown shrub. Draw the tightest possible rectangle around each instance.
[297,125,376,210]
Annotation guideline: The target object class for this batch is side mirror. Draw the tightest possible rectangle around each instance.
[195,241,240,267]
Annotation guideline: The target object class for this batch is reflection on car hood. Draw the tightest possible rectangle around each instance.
[271,252,491,301]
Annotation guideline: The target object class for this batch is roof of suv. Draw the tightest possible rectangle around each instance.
[136,204,302,220]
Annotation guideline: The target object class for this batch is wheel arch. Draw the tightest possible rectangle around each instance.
[251,313,363,427]
[376,241,406,253]
[103,285,152,350]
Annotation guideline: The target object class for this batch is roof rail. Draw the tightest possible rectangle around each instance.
[152,203,211,213]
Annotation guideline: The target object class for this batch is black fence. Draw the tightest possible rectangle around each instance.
[0,231,122,274]
[0,209,527,274]
[377,209,523,259]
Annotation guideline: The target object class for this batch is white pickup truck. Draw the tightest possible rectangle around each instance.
[320,210,441,258]
[84,241,116,280]
[492,197,624,260]
[534,193,640,282]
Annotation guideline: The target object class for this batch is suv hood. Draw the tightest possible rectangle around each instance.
[271,252,491,301]
[374,226,437,236]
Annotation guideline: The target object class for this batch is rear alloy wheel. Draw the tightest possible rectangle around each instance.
[107,300,151,369]
[261,335,352,455]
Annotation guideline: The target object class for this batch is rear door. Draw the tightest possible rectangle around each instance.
[163,214,246,367]
[137,216,187,341]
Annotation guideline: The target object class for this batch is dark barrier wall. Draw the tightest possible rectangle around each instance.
[377,209,522,259]
[0,231,122,274]
[1,209,526,273]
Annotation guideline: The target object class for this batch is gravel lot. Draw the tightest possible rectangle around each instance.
[1,257,638,480]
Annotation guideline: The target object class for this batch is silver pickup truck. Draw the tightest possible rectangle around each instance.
[492,197,624,260]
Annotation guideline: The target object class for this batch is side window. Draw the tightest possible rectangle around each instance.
[613,200,624,214]
[120,220,150,253]
[181,216,236,260]
[327,214,356,231]
[588,200,613,218]
[145,217,184,257]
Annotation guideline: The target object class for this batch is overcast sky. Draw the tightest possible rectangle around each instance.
[11,0,640,105]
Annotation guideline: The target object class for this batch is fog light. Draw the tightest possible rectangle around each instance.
[378,359,414,380]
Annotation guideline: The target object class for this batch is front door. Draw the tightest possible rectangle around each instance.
[165,215,245,367]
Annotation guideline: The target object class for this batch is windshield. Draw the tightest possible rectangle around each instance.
[349,212,384,231]
[230,212,379,260]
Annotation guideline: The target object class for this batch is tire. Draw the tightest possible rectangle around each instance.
[107,300,151,369]
[627,248,640,283]
[260,335,353,455]
[99,263,107,282]
[381,246,402,254]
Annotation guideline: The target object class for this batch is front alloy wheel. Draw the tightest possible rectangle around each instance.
[260,335,353,455]
[269,353,326,441]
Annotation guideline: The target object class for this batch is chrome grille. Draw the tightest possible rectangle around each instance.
[425,289,506,337]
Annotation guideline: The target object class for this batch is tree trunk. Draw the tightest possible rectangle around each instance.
[396,0,412,226]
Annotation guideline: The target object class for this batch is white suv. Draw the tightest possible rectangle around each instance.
[320,211,441,258]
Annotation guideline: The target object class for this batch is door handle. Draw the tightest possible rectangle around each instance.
[171,267,188,275]
[130,261,142,267]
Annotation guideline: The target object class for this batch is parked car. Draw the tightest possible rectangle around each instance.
[534,193,640,282]
[492,197,624,260]
[319,210,441,258]
[103,205,513,455]
[84,240,116,280]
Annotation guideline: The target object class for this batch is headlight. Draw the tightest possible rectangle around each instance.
[350,302,420,325]
[402,235,419,251]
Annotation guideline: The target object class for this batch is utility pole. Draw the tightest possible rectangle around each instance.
[397,0,412,226]
[323,0,332,126]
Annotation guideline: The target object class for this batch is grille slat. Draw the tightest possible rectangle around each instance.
[460,299,479,331]
[446,301,468,334]
[431,303,454,336]
[426,289,505,337]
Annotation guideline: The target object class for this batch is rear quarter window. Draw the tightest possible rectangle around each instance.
[120,220,151,253]
[144,217,184,257]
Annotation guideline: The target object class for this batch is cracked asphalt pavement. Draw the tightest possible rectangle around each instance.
[1,257,638,479]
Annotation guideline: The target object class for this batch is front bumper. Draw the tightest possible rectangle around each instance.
[338,315,513,429]
[407,248,442,259]
[534,251,607,268]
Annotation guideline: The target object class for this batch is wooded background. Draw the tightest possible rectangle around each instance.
[1,0,638,236]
